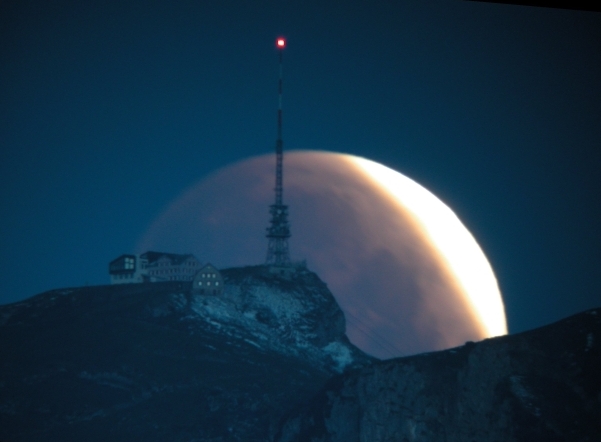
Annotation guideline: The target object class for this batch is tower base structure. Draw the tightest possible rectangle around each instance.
[265,203,291,266]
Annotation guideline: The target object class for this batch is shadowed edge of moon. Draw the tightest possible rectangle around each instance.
[136,151,504,358]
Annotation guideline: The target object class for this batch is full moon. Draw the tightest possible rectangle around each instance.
[137,151,507,358]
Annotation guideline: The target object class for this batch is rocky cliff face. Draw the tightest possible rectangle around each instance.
[275,308,601,442]
[0,265,370,442]
[2,265,600,441]
[198,265,366,372]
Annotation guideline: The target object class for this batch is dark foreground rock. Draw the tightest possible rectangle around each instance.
[2,265,600,441]
[275,308,601,442]
[0,265,369,442]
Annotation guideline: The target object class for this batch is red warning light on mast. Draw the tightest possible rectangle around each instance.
[276,38,286,48]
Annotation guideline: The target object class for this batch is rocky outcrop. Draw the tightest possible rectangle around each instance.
[3,265,600,441]
[275,308,601,442]
[0,265,370,442]
[205,265,367,372]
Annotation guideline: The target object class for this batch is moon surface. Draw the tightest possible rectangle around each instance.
[137,151,507,358]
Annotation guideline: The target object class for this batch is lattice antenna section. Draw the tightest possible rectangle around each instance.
[266,38,291,266]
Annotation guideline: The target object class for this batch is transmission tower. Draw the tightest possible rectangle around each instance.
[265,37,291,266]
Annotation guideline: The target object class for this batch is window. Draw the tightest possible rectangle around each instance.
[124,257,135,270]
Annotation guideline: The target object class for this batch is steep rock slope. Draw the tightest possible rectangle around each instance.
[0,265,370,442]
[276,308,601,442]
[202,266,366,371]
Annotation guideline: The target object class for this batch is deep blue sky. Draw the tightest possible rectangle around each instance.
[1,0,600,336]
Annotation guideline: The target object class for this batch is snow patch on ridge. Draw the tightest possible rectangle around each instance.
[510,375,541,417]
[182,268,360,371]
[323,341,353,372]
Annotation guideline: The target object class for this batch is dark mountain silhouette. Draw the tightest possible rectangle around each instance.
[275,308,601,441]
[1,265,599,441]
[0,266,369,441]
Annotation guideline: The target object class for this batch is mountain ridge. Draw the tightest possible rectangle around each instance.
[275,307,601,441]
[0,265,370,441]
[1,267,599,441]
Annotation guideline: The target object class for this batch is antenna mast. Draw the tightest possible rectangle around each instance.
[266,37,291,266]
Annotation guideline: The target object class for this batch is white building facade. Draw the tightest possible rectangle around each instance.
[109,251,202,284]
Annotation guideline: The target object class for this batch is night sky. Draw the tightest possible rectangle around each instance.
[1,0,600,338]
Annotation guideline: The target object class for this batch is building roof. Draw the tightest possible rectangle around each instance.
[109,254,136,266]
[198,263,219,272]
[139,251,198,266]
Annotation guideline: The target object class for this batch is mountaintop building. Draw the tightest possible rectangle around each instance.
[109,251,202,284]
[192,263,224,295]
